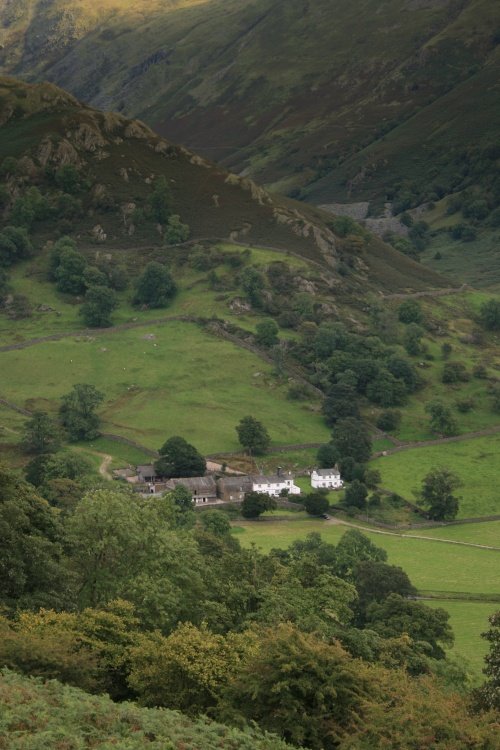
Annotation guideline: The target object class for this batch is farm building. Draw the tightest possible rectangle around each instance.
[311,467,343,490]
[251,471,301,497]
[165,476,218,505]
[217,476,252,503]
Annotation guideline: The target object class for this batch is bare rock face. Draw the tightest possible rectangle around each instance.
[229,297,252,313]
[91,224,107,243]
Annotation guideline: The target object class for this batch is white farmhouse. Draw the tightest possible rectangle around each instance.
[251,471,301,497]
[311,467,343,490]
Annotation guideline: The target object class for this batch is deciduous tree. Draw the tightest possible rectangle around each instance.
[236,416,270,455]
[155,436,206,478]
[59,383,104,441]
[419,467,461,520]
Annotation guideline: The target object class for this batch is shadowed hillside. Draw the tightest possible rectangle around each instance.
[0,76,447,293]
[0,0,499,207]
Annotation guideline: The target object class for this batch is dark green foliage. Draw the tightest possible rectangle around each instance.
[148,175,172,224]
[169,485,193,512]
[419,467,461,521]
[441,342,453,359]
[398,300,423,324]
[442,361,469,384]
[59,383,104,441]
[79,285,117,327]
[338,457,365,483]
[48,236,77,279]
[0,468,69,609]
[164,214,190,244]
[365,594,454,661]
[403,323,424,356]
[54,165,83,194]
[155,435,206,478]
[366,371,407,407]
[386,357,418,392]
[54,248,87,294]
[241,267,265,308]
[376,410,401,432]
[450,223,477,241]
[255,319,279,348]
[322,383,359,426]
[344,480,368,510]
[353,561,417,616]
[304,491,330,516]
[222,623,374,750]
[474,611,500,711]
[83,265,108,288]
[199,510,232,536]
[133,261,177,308]
[455,397,475,413]
[479,299,500,330]
[236,416,271,454]
[331,418,372,463]
[25,452,94,487]
[21,411,60,455]
[10,187,49,229]
[425,400,458,437]
[0,268,9,301]
[333,530,387,583]
[267,261,295,294]
[316,443,339,468]
[0,226,32,266]
[241,492,277,519]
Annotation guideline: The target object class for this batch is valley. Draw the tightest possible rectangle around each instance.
[0,6,500,744]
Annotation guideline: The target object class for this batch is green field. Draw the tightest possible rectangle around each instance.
[0,321,329,454]
[426,599,496,679]
[404,520,500,547]
[372,435,500,519]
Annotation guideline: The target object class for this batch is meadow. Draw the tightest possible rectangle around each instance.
[0,320,329,455]
[425,599,496,679]
[372,435,500,518]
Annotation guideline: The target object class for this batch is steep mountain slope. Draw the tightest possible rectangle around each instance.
[0,0,498,205]
[0,76,446,293]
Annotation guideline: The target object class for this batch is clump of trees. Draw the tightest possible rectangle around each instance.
[133,261,177,308]
[155,436,206,478]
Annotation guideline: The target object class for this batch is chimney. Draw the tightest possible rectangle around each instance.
[277,466,282,477]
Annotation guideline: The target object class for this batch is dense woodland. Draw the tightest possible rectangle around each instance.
[1,462,500,747]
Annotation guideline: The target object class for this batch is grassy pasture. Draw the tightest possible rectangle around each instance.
[0,321,329,454]
[425,599,496,680]
[407,521,500,547]
[372,435,500,519]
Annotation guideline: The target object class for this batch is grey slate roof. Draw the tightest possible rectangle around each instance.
[137,464,157,478]
[167,476,217,495]
[251,473,295,485]
[218,476,252,491]
[314,468,340,477]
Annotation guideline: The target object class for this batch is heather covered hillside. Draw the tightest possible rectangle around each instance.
[1,0,499,206]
